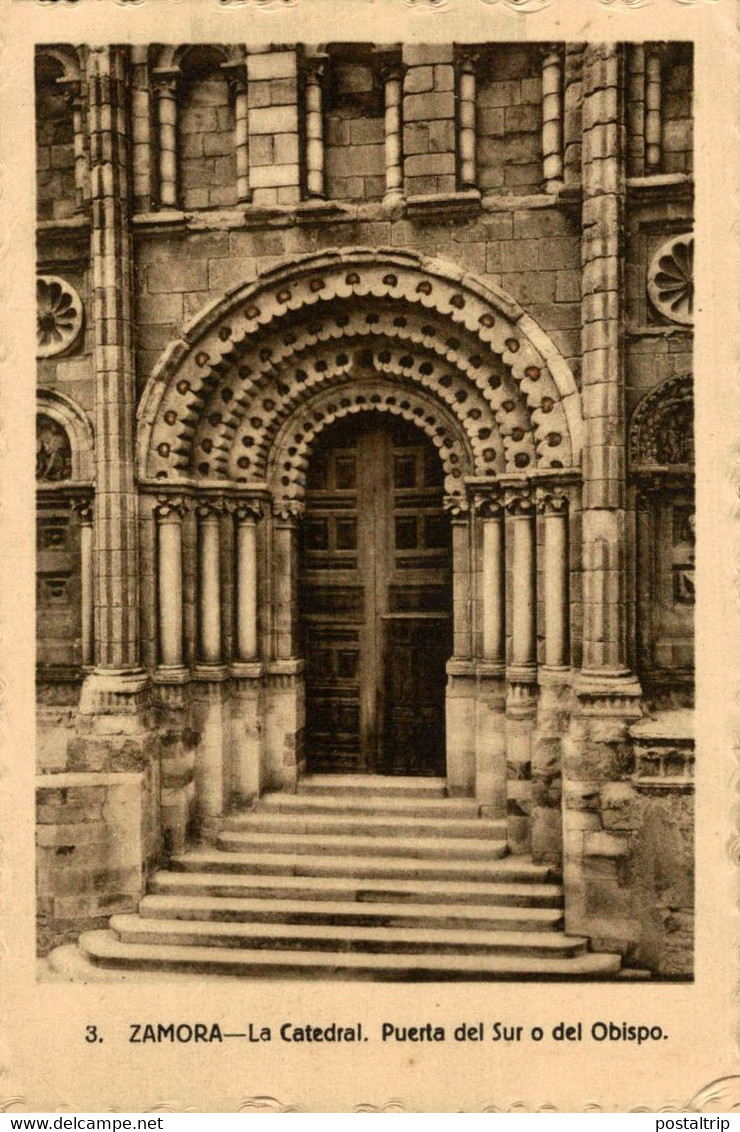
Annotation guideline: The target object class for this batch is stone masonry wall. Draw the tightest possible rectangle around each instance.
[477,44,544,196]
[402,45,456,197]
[179,55,237,210]
[36,771,147,955]
[325,57,386,202]
[662,43,693,177]
[36,64,76,222]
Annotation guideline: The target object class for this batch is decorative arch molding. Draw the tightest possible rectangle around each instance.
[35,45,82,84]
[629,373,694,472]
[266,377,475,505]
[36,389,94,484]
[151,43,246,75]
[137,249,584,493]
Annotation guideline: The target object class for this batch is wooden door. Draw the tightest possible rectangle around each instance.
[300,416,452,775]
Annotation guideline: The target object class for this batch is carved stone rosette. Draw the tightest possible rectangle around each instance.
[36,276,84,359]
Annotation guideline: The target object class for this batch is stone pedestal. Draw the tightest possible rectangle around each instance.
[230,665,264,806]
[475,665,507,817]
[263,661,305,792]
[445,661,477,797]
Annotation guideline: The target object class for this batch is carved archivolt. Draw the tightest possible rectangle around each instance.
[647,233,694,327]
[138,249,583,502]
[629,374,694,470]
[37,276,84,359]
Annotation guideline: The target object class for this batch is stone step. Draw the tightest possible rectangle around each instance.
[172,848,534,883]
[139,893,565,932]
[110,914,587,958]
[221,811,507,841]
[151,869,563,907]
[296,774,448,799]
[216,830,508,861]
[256,792,482,820]
[79,930,622,980]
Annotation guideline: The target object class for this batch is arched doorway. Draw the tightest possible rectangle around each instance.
[299,414,452,776]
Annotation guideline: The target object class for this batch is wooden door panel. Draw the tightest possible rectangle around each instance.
[380,616,450,777]
[301,417,451,775]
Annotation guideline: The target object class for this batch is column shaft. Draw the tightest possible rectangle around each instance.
[543,500,570,668]
[580,43,630,674]
[511,507,537,670]
[458,59,477,191]
[198,510,222,665]
[87,46,140,671]
[383,67,403,202]
[481,511,505,664]
[236,514,259,662]
[79,511,94,668]
[157,512,183,669]
[156,77,178,208]
[304,59,325,199]
[542,47,564,190]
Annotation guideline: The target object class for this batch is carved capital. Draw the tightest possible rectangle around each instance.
[272,498,306,523]
[375,51,405,84]
[537,489,569,516]
[151,69,180,98]
[234,499,265,524]
[58,78,83,111]
[504,485,535,516]
[304,52,328,82]
[443,494,470,519]
[223,62,248,101]
[196,498,226,521]
[473,486,504,519]
[155,495,189,521]
[457,46,486,74]
[70,495,93,524]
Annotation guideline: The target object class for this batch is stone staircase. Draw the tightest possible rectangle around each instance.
[68,776,621,980]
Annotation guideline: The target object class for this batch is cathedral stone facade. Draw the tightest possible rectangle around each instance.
[36,41,695,978]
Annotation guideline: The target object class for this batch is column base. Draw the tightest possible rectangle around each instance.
[77,669,150,733]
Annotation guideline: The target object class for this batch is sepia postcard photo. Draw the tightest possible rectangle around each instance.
[0,0,737,1113]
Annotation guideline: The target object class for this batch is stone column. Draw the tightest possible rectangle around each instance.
[445,496,476,798]
[153,70,179,209]
[226,65,251,205]
[479,497,505,666]
[197,500,223,666]
[271,499,303,661]
[235,501,262,663]
[381,57,404,205]
[304,53,326,200]
[72,498,95,668]
[505,487,538,854]
[474,492,507,817]
[580,43,636,685]
[155,497,185,672]
[78,46,147,725]
[531,489,571,866]
[542,45,564,192]
[564,44,642,949]
[645,47,662,173]
[509,492,537,675]
[458,53,478,192]
[61,81,87,213]
[542,493,570,670]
